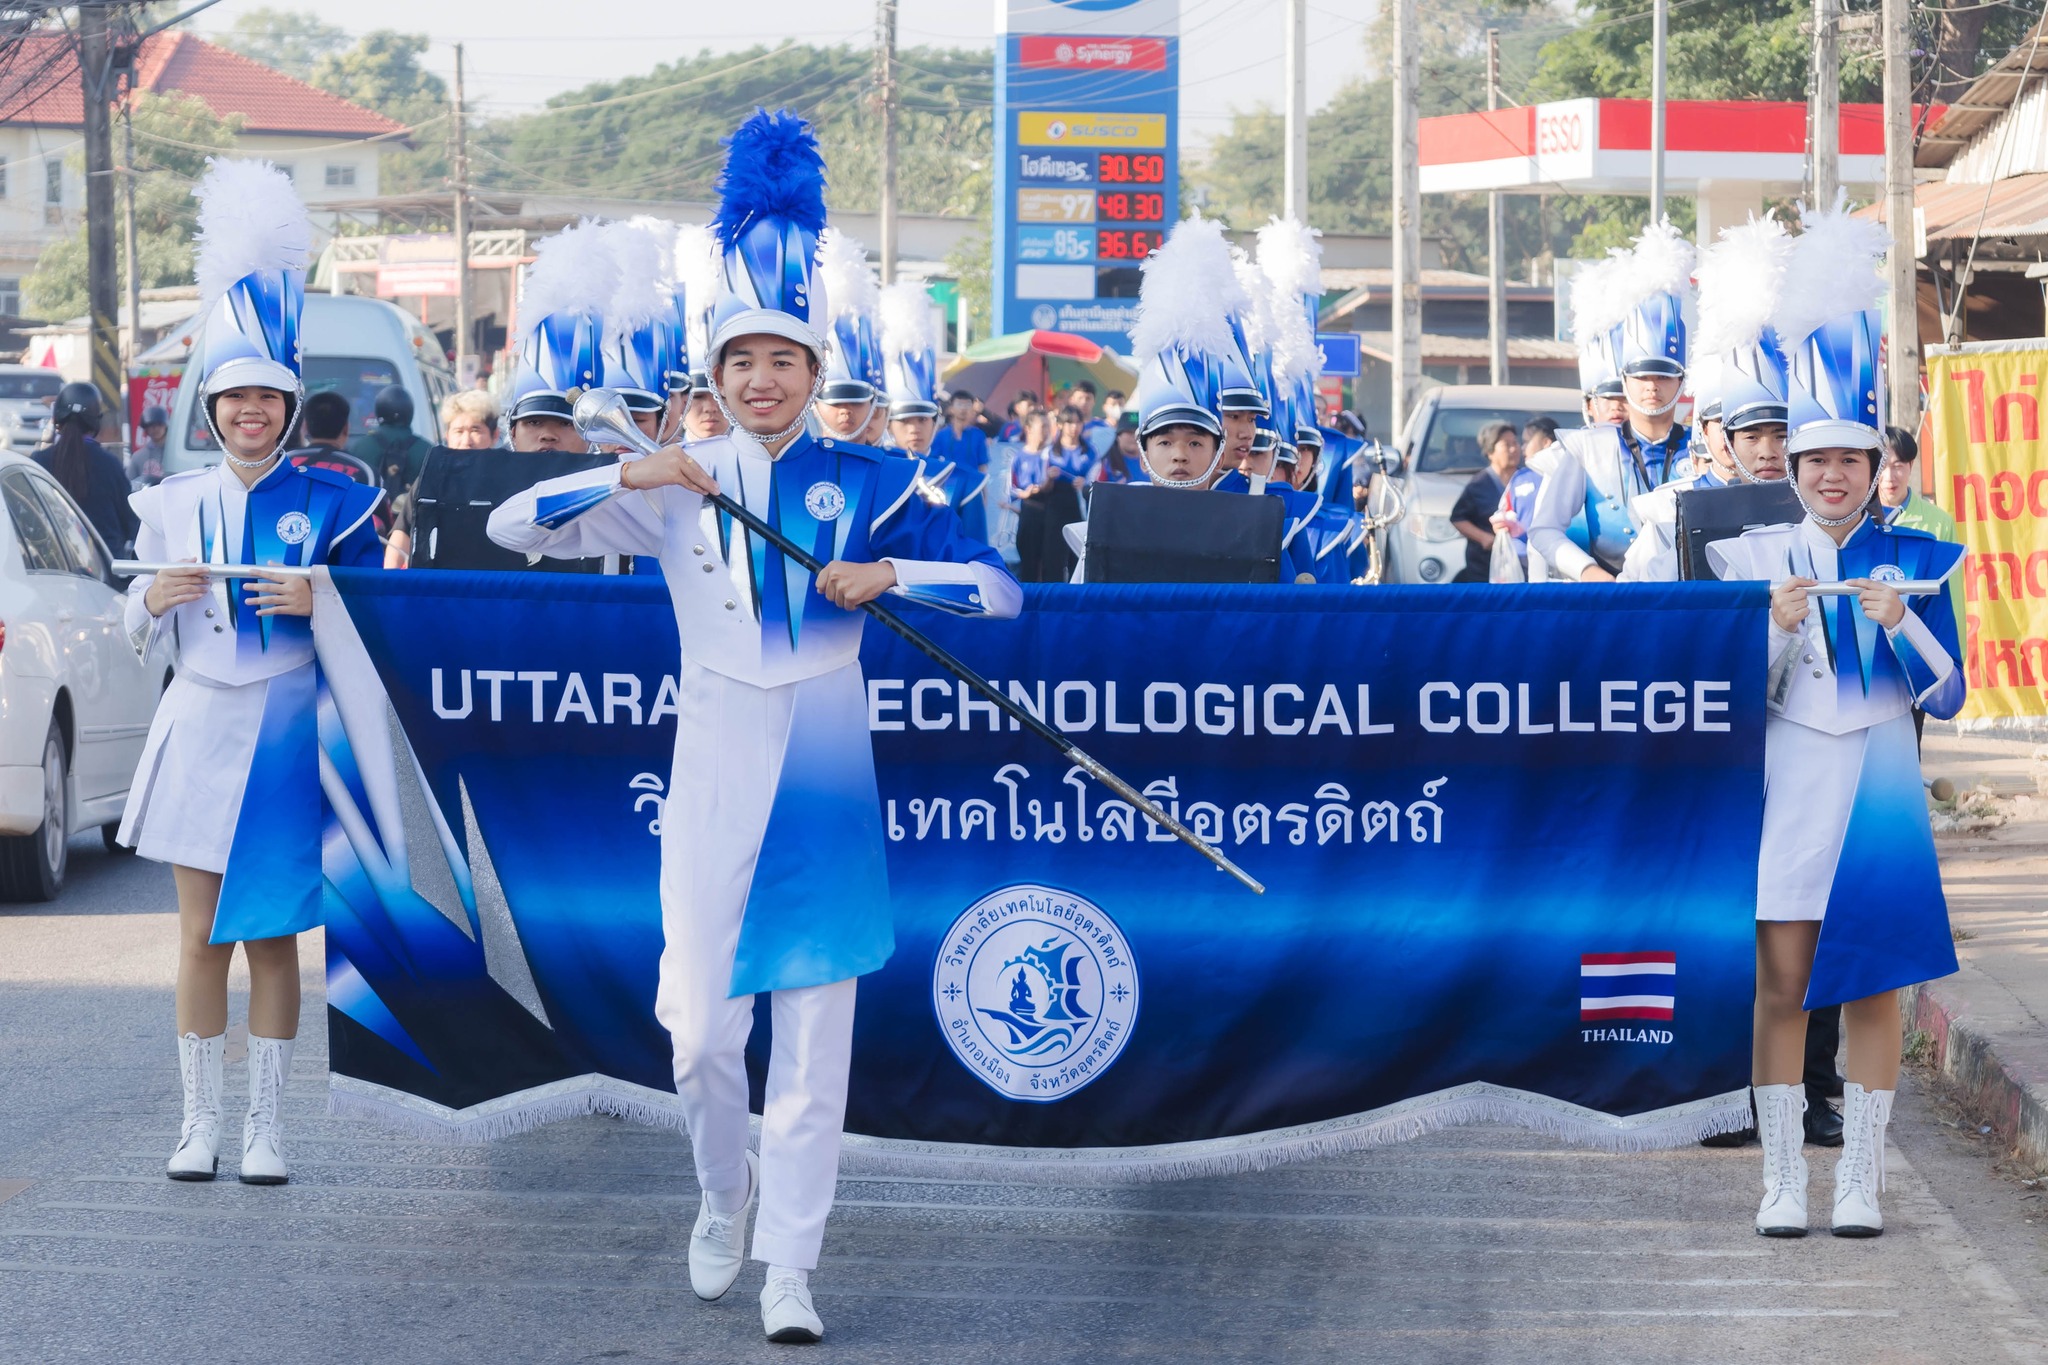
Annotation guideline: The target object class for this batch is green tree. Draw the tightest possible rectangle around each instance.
[26,91,242,319]
[308,30,449,197]
[212,7,349,84]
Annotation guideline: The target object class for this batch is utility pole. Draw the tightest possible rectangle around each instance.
[876,0,898,284]
[1812,0,1840,205]
[451,42,473,387]
[1282,0,1307,221]
[120,99,139,380]
[1883,0,1920,428]
[1486,28,1507,386]
[80,1,121,431]
[1392,0,1420,442]
[1649,0,1667,221]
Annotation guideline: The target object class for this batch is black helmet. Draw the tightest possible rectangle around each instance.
[141,404,169,428]
[53,382,103,429]
[372,384,414,428]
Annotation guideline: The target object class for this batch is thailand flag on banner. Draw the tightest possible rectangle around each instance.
[1580,952,1677,1021]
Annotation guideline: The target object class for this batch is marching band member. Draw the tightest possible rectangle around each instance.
[1530,222,1695,580]
[599,218,684,443]
[1707,204,1963,1240]
[930,387,993,539]
[487,111,1019,1344]
[812,227,884,442]
[121,160,383,1185]
[883,279,989,538]
[674,223,729,442]
[1619,216,1795,582]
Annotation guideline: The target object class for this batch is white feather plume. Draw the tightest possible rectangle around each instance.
[600,219,666,334]
[1231,251,1272,356]
[1570,218,1695,344]
[816,227,878,324]
[1694,213,1793,355]
[1128,217,1238,363]
[520,218,620,323]
[1255,216,1322,305]
[193,158,310,308]
[673,222,721,306]
[879,279,939,361]
[1773,195,1890,347]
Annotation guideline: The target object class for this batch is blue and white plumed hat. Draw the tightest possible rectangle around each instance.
[1574,221,1694,385]
[1693,213,1794,437]
[672,222,722,395]
[598,218,677,415]
[1231,249,1277,426]
[707,109,830,364]
[192,158,310,438]
[1569,254,1627,399]
[880,279,940,421]
[1129,218,1240,441]
[816,227,882,407]
[1775,199,1889,456]
[1258,217,1324,452]
[510,218,616,422]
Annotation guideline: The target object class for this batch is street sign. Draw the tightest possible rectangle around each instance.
[1316,332,1361,378]
[995,0,1180,352]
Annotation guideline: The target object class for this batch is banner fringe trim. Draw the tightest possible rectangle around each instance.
[328,1075,1752,1181]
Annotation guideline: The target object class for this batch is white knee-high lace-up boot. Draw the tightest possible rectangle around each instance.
[1753,1083,1809,1237]
[240,1035,294,1185]
[167,1032,226,1181]
[1831,1082,1892,1237]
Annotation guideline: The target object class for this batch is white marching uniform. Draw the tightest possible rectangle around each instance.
[489,428,1020,1269]
[1527,423,1691,579]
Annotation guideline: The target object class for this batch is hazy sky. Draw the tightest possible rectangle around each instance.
[195,0,1372,148]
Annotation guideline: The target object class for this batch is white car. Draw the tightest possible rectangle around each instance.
[0,450,171,899]
[0,366,63,452]
[1383,383,1584,585]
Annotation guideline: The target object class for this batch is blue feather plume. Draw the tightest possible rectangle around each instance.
[712,109,827,250]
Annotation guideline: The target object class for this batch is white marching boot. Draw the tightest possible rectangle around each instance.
[240,1035,294,1185]
[1753,1083,1809,1237]
[166,1032,226,1181]
[1831,1082,1893,1237]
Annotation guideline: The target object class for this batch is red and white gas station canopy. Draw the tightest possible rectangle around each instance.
[1418,99,1898,195]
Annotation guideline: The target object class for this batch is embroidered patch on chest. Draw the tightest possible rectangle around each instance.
[804,481,846,521]
[276,511,313,545]
[1870,563,1905,583]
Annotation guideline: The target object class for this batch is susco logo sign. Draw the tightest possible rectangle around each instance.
[1017,152,1095,184]
[932,884,1139,1102]
[1018,112,1167,149]
[1019,35,1169,71]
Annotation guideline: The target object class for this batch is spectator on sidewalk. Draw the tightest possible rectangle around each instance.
[441,390,502,450]
[34,382,138,556]
[285,390,378,493]
[350,385,432,518]
[128,404,169,487]
[1449,420,1522,583]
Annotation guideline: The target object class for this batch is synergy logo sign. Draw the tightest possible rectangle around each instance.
[1019,36,1169,71]
[932,884,1140,1102]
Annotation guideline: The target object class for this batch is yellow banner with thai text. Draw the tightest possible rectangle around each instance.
[1928,342,2048,719]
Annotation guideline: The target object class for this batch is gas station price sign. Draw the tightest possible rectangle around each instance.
[995,0,1180,350]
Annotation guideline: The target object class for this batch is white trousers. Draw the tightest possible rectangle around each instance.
[651,657,858,1271]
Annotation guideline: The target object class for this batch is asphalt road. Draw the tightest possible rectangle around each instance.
[3,835,2046,1364]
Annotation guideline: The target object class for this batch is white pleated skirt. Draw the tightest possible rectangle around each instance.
[117,666,291,873]
[1756,713,1863,923]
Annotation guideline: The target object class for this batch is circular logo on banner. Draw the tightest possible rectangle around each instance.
[275,511,313,545]
[1045,119,1069,141]
[932,884,1139,1103]
[1030,304,1059,330]
[804,481,845,521]
[1871,563,1906,583]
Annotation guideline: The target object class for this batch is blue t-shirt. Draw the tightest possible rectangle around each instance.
[1047,440,1094,484]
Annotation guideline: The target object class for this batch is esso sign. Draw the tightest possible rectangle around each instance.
[1537,111,1585,156]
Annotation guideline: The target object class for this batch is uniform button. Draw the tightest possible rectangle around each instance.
[1812,669,1823,678]
[1802,654,1813,664]
[204,608,215,618]
[701,563,714,573]
[724,600,736,610]
[693,545,706,555]
[213,625,224,634]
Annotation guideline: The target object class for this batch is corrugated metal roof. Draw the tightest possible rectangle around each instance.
[1860,172,2048,244]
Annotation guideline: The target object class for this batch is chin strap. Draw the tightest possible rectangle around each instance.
[712,367,828,453]
[1791,451,1886,527]
[1140,445,1224,489]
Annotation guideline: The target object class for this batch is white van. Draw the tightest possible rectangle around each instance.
[163,293,456,475]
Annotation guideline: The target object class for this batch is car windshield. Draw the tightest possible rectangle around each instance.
[182,355,402,451]
[0,374,61,402]
[1417,403,1581,474]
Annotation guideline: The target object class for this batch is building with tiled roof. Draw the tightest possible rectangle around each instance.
[0,30,410,316]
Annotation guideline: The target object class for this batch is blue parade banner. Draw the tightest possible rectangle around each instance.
[312,573,1764,1177]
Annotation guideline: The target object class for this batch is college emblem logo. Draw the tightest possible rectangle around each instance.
[932,884,1139,1102]
[804,481,845,521]
[275,511,313,545]
[1870,563,1906,583]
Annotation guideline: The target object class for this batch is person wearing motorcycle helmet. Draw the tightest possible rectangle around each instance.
[347,383,432,520]
[127,403,170,485]
[34,381,138,556]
